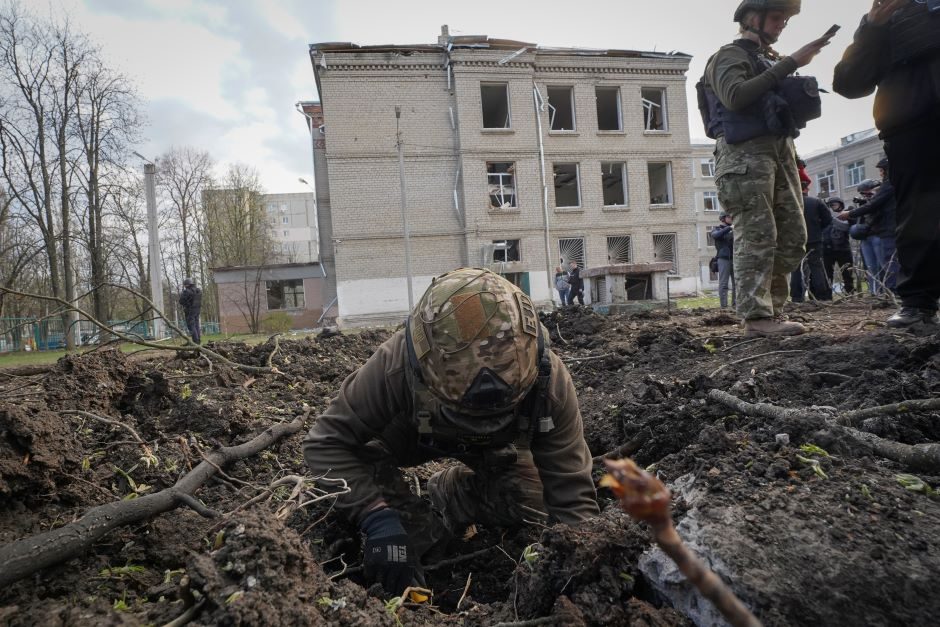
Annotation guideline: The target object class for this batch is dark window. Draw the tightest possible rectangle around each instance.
[596,87,622,131]
[553,163,581,207]
[602,162,627,206]
[481,84,511,129]
[266,279,305,310]
[547,86,575,131]
[492,239,521,262]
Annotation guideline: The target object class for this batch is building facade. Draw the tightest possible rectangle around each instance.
[264,192,318,264]
[214,263,326,333]
[691,142,721,289]
[803,128,887,203]
[307,27,697,325]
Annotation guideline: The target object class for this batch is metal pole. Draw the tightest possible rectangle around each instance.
[143,163,165,340]
[533,85,555,308]
[396,106,415,311]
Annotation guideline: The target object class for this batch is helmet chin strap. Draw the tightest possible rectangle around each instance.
[743,11,782,46]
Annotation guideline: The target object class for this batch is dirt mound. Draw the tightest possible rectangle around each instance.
[1,304,939,626]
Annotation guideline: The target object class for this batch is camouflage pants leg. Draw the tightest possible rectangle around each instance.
[715,137,807,320]
[432,448,547,529]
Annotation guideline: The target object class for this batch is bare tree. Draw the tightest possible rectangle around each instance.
[156,147,212,280]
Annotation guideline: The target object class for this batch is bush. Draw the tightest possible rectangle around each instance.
[262,312,293,333]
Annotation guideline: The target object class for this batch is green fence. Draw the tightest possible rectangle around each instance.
[0,317,220,353]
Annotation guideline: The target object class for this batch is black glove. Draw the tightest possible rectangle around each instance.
[360,508,414,596]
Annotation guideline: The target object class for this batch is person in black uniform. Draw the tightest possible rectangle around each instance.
[178,278,202,344]
[790,179,833,301]
[833,0,940,327]
[710,211,736,309]
[822,197,856,295]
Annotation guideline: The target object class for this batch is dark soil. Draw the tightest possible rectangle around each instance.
[1,301,938,626]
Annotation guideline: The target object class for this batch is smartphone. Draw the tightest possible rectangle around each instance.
[822,24,841,39]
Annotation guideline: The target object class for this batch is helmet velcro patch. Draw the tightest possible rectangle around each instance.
[515,292,538,338]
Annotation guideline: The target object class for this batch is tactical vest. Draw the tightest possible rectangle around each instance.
[404,317,556,466]
[697,41,821,144]
[889,1,940,66]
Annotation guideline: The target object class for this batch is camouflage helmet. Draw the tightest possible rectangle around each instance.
[183,277,195,287]
[734,0,801,22]
[408,268,542,415]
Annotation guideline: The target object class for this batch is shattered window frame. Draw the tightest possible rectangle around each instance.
[487,161,518,209]
[647,162,674,206]
[481,83,512,129]
[266,279,305,310]
[641,87,668,132]
[547,85,576,132]
[492,239,521,263]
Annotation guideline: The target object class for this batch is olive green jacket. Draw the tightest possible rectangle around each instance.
[302,330,599,526]
[705,40,799,111]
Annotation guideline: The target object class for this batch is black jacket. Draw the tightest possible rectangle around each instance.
[179,286,202,315]
[848,179,897,238]
[567,267,583,292]
[803,195,833,247]
[833,8,940,137]
[710,224,734,260]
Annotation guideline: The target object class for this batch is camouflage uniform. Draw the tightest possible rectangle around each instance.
[303,269,598,565]
[706,43,807,320]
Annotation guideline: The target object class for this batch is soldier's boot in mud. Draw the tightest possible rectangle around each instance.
[743,317,806,338]
[886,307,939,328]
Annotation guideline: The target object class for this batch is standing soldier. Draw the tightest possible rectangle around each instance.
[303,268,599,596]
[178,278,202,345]
[566,260,584,307]
[710,211,736,309]
[699,0,832,336]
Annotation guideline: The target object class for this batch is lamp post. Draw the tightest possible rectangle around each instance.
[395,106,415,311]
[134,151,164,340]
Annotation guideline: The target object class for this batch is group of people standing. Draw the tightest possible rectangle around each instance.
[554,260,584,307]
[703,0,939,335]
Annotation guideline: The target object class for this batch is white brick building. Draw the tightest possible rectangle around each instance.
[691,142,721,289]
[803,128,887,203]
[307,27,699,325]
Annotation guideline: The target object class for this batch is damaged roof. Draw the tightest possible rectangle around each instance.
[309,35,691,60]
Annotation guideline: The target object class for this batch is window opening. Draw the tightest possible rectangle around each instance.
[648,162,673,205]
[846,161,865,187]
[547,86,575,131]
[700,158,715,178]
[607,236,632,264]
[481,84,511,129]
[553,163,581,208]
[818,169,835,197]
[266,279,305,310]
[282,216,289,224]
[492,239,521,263]
[602,162,627,206]
[558,237,585,268]
[487,162,517,208]
[703,191,720,212]
[641,87,667,131]
[653,233,678,274]
[596,86,622,131]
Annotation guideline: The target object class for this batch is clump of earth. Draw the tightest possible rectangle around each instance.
[1,301,938,626]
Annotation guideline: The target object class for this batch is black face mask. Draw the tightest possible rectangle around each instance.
[438,405,517,439]
[459,367,515,412]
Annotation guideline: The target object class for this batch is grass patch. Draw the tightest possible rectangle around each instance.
[676,295,721,310]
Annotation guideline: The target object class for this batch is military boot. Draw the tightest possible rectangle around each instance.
[886,307,940,328]
[743,317,806,338]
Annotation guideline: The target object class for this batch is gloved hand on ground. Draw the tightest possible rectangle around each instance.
[360,507,414,596]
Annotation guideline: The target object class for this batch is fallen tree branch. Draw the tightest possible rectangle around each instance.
[709,351,806,378]
[708,389,940,473]
[0,411,307,587]
[837,399,940,425]
[563,353,614,365]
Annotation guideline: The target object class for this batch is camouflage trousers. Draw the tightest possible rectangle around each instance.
[362,439,546,564]
[714,136,807,320]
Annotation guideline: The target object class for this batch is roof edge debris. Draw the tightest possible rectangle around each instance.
[308,38,692,60]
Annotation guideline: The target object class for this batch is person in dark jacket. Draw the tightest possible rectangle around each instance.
[178,278,202,344]
[791,180,833,301]
[710,211,736,309]
[566,261,584,306]
[833,0,940,327]
[836,163,898,293]
[822,197,856,294]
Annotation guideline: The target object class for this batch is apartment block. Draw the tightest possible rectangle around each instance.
[803,128,887,203]
[307,27,697,325]
[691,142,722,289]
[264,192,318,264]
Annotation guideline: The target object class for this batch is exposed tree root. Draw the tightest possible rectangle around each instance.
[708,389,940,473]
[0,411,307,587]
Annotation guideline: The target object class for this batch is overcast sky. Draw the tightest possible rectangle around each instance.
[53,0,880,194]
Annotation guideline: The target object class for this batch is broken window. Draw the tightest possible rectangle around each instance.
[602,162,627,206]
[481,83,511,129]
[547,86,575,131]
[700,158,715,178]
[641,87,668,131]
[559,238,585,268]
[553,163,581,208]
[487,162,517,209]
[492,239,521,263]
[596,86,622,131]
[648,162,673,205]
[653,233,678,274]
[266,279,305,310]
[703,191,720,212]
[607,236,632,264]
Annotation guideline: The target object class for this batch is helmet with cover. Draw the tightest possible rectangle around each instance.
[825,196,845,209]
[857,179,881,194]
[183,277,195,287]
[408,268,542,423]
[734,0,801,22]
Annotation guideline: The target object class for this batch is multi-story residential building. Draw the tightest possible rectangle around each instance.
[263,192,318,263]
[691,141,721,289]
[306,26,696,325]
[803,128,887,203]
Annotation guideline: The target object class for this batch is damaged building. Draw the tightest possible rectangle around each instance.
[303,26,696,326]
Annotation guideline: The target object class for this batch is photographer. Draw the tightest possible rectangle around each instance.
[699,0,830,337]
[791,179,832,302]
[833,0,940,327]
[837,159,897,294]
[823,197,856,294]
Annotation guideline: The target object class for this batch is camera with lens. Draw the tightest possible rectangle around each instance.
[852,196,868,207]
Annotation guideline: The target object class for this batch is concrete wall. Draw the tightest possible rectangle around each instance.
[214,264,325,333]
